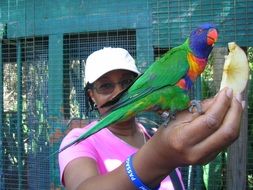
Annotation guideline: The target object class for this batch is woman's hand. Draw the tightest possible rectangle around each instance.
[157,87,244,167]
[133,88,244,188]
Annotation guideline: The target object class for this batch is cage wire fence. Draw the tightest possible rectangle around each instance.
[0,0,252,189]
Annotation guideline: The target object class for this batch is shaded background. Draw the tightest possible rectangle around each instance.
[0,0,252,189]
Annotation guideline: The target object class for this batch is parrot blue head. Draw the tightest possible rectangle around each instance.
[189,23,218,59]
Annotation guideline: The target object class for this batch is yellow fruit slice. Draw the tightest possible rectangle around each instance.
[220,42,249,95]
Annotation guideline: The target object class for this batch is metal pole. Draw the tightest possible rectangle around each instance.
[17,40,23,190]
[0,38,4,190]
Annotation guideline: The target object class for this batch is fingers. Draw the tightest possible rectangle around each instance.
[193,93,244,157]
[176,88,234,146]
[156,88,244,166]
[170,88,228,126]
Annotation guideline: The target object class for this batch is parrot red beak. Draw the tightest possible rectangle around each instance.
[207,28,218,46]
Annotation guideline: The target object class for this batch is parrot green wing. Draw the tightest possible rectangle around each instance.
[102,41,190,112]
[132,43,189,90]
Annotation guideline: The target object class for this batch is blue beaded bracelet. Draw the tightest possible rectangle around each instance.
[125,154,160,190]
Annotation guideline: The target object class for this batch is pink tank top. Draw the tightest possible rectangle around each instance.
[58,121,185,189]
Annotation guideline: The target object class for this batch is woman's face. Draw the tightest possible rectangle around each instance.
[88,70,137,115]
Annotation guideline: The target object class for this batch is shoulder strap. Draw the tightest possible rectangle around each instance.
[169,169,184,190]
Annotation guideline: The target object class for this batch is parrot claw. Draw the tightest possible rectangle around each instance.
[189,100,203,114]
[161,111,176,127]
[161,111,170,118]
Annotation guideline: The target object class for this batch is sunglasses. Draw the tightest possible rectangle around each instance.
[92,77,136,95]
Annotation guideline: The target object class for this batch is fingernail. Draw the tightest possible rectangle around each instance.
[226,88,233,98]
[236,93,242,102]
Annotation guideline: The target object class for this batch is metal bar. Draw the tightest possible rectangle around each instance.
[195,77,202,100]
[48,34,64,188]
[0,40,4,189]
[16,40,23,190]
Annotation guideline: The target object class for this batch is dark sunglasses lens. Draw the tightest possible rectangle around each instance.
[120,79,134,89]
[94,76,135,94]
[96,83,115,94]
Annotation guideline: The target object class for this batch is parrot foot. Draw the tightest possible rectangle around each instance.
[160,111,176,127]
[189,100,203,114]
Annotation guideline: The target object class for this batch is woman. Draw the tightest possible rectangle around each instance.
[59,47,244,190]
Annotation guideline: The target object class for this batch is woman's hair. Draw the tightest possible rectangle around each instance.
[84,83,98,117]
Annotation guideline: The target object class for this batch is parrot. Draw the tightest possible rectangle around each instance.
[58,23,218,153]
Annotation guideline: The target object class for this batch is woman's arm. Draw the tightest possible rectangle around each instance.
[63,88,244,190]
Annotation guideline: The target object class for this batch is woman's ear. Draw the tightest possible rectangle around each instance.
[87,89,96,104]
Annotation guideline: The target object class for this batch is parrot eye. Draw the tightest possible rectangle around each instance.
[196,28,203,34]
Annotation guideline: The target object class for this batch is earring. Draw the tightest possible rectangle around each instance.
[94,102,98,109]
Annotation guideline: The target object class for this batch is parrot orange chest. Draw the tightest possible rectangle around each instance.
[187,53,207,80]
[177,53,208,90]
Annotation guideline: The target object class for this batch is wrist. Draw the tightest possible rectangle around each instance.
[125,154,160,190]
[131,136,175,188]
[147,127,180,170]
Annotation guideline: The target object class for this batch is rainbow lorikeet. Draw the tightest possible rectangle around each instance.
[59,23,218,153]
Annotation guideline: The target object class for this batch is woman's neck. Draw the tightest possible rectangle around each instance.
[108,118,138,136]
[108,118,147,148]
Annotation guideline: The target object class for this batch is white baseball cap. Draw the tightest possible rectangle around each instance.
[85,47,140,84]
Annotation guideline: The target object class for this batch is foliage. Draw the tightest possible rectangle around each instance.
[247,47,253,189]
[3,63,18,111]
[201,53,216,98]
[2,39,50,189]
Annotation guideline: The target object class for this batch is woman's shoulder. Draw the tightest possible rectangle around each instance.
[60,119,98,147]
